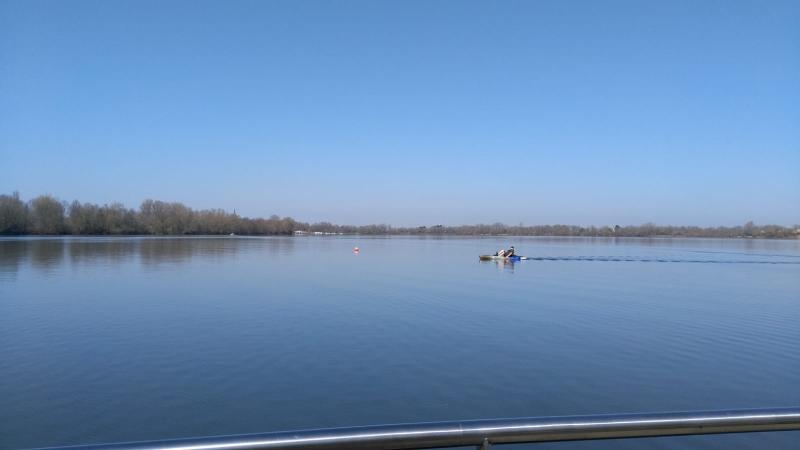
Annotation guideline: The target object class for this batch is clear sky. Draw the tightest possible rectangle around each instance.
[1,0,798,226]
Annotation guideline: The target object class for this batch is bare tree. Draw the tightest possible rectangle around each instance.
[0,191,28,234]
[29,195,66,234]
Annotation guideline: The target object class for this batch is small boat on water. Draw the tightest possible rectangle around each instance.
[479,255,528,261]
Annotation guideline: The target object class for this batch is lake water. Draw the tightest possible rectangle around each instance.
[1,236,799,449]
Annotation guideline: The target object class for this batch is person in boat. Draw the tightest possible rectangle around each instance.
[495,246,515,257]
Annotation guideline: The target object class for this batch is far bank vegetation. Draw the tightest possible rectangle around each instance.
[1,192,797,239]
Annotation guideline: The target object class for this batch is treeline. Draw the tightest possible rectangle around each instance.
[1,192,797,238]
[304,222,799,239]
[0,192,297,235]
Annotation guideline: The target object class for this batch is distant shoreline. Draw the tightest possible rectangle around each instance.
[2,234,798,241]
[2,192,798,239]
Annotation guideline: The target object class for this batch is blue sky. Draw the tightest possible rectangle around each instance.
[1,0,798,226]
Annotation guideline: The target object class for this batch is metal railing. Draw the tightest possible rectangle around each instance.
[33,407,800,450]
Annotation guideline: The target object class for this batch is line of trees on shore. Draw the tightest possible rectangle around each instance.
[306,222,800,239]
[1,192,798,238]
[0,192,296,236]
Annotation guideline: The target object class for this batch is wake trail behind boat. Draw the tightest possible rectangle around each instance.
[683,249,800,258]
[523,256,800,265]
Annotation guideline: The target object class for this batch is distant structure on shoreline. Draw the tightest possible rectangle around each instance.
[1,191,798,239]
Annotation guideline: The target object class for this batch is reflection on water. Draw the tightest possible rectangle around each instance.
[67,239,137,267]
[6,236,796,281]
[0,237,296,279]
[481,258,518,273]
[0,240,27,280]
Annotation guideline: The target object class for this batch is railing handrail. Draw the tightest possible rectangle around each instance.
[30,407,800,450]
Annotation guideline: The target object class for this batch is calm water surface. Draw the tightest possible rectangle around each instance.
[1,236,799,449]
